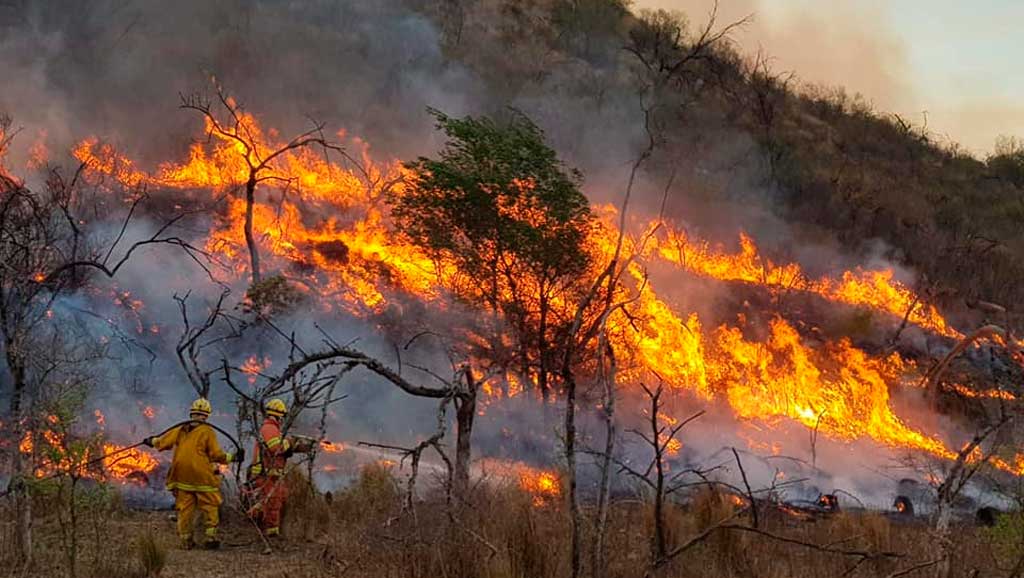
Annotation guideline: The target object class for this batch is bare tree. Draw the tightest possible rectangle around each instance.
[0,127,207,563]
[626,1,750,91]
[645,383,703,561]
[218,327,481,495]
[173,289,240,398]
[930,414,1013,578]
[742,50,794,181]
[179,83,345,285]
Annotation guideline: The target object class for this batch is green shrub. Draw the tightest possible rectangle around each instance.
[986,512,1024,564]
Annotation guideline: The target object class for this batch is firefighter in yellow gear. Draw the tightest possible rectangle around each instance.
[143,398,243,550]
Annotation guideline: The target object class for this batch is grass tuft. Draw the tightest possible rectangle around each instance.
[137,530,166,578]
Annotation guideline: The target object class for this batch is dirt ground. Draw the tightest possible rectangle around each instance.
[3,509,333,578]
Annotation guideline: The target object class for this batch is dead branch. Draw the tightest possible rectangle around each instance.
[719,523,904,560]
[919,325,1014,394]
[646,507,748,575]
[358,395,453,513]
[179,82,345,284]
[885,558,944,578]
[730,447,758,528]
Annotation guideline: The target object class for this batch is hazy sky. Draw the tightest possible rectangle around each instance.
[634,0,1024,155]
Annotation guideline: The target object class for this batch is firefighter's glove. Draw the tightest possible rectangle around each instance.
[142,436,155,448]
[234,447,246,463]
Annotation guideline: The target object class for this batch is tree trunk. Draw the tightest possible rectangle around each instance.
[67,477,79,578]
[537,291,550,403]
[8,354,32,564]
[564,371,581,578]
[454,388,476,495]
[935,497,954,578]
[244,172,261,285]
[13,447,32,564]
[592,341,617,578]
[654,448,666,562]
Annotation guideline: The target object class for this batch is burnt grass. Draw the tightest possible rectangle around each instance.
[1,465,1018,578]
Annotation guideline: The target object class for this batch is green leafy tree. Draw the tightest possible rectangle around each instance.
[392,109,594,400]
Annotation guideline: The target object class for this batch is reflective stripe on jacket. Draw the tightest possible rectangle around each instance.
[153,423,229,493]
[251,417,290,477]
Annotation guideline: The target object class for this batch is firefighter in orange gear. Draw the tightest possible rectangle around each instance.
[143,398,243,549]
[248,398,293,537]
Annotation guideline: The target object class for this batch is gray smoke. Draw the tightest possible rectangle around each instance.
[1,0,988,512]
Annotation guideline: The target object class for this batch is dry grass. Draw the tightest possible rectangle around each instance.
[137,530,167,577]
[0,468,1013,578]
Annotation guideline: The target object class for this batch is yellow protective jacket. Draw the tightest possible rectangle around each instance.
[153,423,230,493]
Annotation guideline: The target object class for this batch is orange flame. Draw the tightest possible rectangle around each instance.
[653,228,960,339]
[71,108,1022,477]
[320,440,345,453]
[241,355,271,384]
[19,411,159,482]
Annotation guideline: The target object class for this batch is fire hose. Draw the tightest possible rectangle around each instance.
[2,418,316,553]
[1,419,243,499]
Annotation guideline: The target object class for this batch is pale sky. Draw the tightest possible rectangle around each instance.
[634,0,1024,155]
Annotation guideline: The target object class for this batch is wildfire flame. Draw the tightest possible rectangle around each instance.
[320,440,345,453]
[69,108,1023,476]
[19,414,159,483]
[653,229,960,339]
[241,355,271,384]
[520,469,562,507]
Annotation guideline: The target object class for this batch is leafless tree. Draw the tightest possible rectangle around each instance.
[626,1,750,91]
[179,83,345,285]
[0,128,208,563]
[631,382,706,561]
[173,289,240,398]
[742,50,794,181]
[218,325,481,495]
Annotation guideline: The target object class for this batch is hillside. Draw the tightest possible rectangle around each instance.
[412,0,1024,326]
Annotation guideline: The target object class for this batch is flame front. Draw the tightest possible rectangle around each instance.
[71,108,1015,475]
[654,229,960,339]
[19,412,159,483]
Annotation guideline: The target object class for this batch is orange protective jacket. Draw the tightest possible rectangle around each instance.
[250,416,290,478]
[153,423,230,493]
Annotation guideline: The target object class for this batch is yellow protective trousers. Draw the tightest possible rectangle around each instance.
[174,489,223,541]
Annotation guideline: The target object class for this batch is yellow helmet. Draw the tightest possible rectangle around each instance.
[190,397,212,417]
[265,398,287,417]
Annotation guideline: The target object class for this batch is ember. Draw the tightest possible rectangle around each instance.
[817,494,840,512]
[893,495,914,516]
